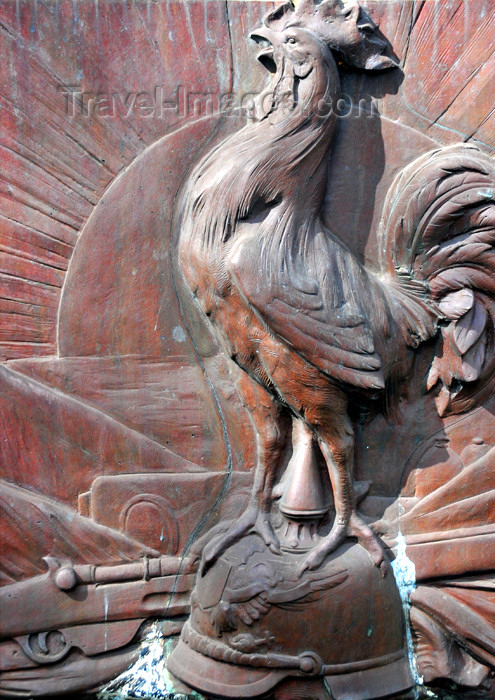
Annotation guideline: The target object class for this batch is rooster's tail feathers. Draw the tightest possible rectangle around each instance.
[378,143,495,416]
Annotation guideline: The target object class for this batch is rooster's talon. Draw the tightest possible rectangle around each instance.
[298,531,345,576]
[257,516,281,555]
[348,512,387,576]
[200,507,280,572]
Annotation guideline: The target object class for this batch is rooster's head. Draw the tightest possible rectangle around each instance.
[250,0,398,74]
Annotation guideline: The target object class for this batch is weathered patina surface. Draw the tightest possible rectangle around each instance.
[1,1,494,697]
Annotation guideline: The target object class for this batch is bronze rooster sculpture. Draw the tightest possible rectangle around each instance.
[177,0,495,574]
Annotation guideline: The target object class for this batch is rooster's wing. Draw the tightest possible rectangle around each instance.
[230,223,386,390]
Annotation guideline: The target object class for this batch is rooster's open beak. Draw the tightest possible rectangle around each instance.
[250,28,277,73]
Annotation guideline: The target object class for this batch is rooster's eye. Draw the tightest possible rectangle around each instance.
[286,37,297,44]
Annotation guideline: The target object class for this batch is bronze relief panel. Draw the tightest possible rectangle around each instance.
[1,1,494,697]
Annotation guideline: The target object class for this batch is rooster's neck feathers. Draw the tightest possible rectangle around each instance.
[180,49,340,255]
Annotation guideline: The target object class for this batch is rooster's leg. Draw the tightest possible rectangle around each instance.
[300,410,386,575]
[202,372,288,570]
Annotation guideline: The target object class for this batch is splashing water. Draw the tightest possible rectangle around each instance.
[98,624,204,700]
[390,506,423,688]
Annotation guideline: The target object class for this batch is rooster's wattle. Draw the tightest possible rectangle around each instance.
[177,0,495,573]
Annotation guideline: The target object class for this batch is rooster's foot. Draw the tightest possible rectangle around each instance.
[298,521,347,575]
[349,512,387,577]
[299,513,387,576]
[202,506,280,573]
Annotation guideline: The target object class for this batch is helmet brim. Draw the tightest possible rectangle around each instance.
[167,640,289,698]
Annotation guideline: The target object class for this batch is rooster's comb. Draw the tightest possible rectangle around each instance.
[258,0,398,71]
[263,0,344,32]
